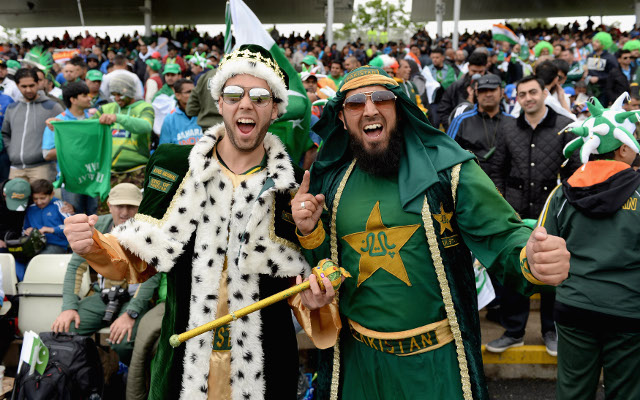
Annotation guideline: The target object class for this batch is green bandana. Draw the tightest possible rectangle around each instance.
[561,92,640,164]
[310,66,474,214]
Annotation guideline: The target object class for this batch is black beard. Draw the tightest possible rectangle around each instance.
[349,124,403,177]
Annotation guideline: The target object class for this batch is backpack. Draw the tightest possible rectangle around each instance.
[4,229,46,263]
[13,332,104,400]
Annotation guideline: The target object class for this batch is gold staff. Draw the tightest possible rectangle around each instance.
[169,259,350,348]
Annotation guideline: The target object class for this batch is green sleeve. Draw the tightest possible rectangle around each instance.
[538,185,563,237]
[115,111,153,135]
[61,253,87,311]
[185,70,206,117]
[455,161,540,296]
[126,273,161,314]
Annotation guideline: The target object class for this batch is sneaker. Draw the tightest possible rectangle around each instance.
[485,334,524,353]
[543,330,558,356]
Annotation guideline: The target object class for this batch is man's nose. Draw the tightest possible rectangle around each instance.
[362,97,379,117]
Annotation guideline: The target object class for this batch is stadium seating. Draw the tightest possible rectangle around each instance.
[0,253,18,297]
[17,254,72,335]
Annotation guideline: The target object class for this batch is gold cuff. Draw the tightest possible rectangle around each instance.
[296,220,326,250]
[520,247,545,285]
[289,293,341,349]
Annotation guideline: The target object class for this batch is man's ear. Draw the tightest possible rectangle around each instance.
[338,110,346,129]
[218,97,223,113]
[271,102,278,121]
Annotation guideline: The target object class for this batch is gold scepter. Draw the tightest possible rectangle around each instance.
[169,259,351,348]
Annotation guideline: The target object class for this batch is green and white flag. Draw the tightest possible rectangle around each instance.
[18,331,49,376]
[224,1,233,54]
[228,0,313,165]
[52,119,112,201]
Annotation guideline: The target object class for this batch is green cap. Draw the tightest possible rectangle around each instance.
[163,63,181,75]
[3,178,31,211]
[146,59,161,72]
[301,55,318,66]
[6,60,20,70]
[623,39,640,52]
[86,69,103,81]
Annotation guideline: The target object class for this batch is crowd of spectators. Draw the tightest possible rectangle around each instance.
[0,18,638,397]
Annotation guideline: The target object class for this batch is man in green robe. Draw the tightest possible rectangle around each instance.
[291,66,571,400]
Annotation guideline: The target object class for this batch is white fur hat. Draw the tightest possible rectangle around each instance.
[209,44,289,116]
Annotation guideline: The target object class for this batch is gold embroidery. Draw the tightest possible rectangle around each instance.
[134,171,192,227]
[421,196,472,400]
[269,197,302,252]
[329,159,357,400]
[451,163,461,205]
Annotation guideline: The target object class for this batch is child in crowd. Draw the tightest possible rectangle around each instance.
[23,179,70,254]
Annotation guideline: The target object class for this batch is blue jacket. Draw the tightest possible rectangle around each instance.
[0,93,14,133]
[23,197,71,248]
[159,107,203,145]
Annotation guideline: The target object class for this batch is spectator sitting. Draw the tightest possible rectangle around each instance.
[23,179,70,254]
[0,178,30,280]
[51,183,159,366]
[85,70,108,108]
[42,81,99,215]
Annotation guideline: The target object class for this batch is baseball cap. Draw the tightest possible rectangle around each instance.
[3,178,31,211]
[300,72,318,82]
[146,59,161,72]
[87,54,100,61]
[86,69,103,81]
[0,60,5,68]
[163,63,181,75]
[302,55,318,66]
[475,74,501,90]
[108,183,142,206]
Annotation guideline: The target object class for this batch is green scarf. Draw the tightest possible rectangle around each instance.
[310,66,473,214]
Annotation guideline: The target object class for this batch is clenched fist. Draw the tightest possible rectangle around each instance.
[64,214,99,256]
[526,226,571,286]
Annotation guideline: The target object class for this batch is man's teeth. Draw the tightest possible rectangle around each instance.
[238,118,256,124]
[364,123,382,131]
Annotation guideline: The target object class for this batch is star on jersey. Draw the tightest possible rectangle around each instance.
[342,201,420,287]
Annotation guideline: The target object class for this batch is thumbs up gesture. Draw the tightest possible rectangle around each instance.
[525,227,571,286]
[292,171,325,236]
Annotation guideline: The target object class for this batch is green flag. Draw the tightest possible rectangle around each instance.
[30,335,50,375]
[224,1,233,54]
[52,119,112,201]
[228,0,313,165]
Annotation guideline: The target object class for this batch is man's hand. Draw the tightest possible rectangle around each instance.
[589,76,599,84]
[23,227,33,235]
[45,117,61,131]
[109,312,135,344]
[64,214,99,256]
[61,201,75,214]
[99,113,117,125]
[0,240,5,248]
[292,171,325,236]
[40,226,54,234]
[51,309,81,333]
[525,227,570,286]
[297,274,335,310]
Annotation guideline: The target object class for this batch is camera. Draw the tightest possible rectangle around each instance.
[100,286,130,323]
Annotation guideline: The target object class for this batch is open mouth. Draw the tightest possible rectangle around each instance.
[363,123,383,138]
[237,118,256,135]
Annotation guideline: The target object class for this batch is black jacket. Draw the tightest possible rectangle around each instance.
[606,65,633,106]
[490,107,580,219]
[0,180,27,241]
[438,74,472,129]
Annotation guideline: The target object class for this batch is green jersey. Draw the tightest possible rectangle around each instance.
[94,100,154,173]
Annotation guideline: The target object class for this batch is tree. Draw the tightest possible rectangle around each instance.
[1,28,23,44]
[337,0,424,40]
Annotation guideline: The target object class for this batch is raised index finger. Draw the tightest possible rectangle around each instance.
[299,170,311,195]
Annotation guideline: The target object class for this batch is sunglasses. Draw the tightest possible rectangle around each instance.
[343,90,397,112]
[221,85,273,107]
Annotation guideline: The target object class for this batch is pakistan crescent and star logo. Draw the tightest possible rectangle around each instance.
[342,202,420,287]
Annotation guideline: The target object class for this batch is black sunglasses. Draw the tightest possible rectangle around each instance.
[343,90,397,112]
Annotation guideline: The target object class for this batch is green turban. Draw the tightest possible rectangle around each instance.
[310,66,474,214]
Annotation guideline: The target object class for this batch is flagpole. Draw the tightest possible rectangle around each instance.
[224,1,233,54]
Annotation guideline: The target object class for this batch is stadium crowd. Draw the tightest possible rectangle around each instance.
[0,18,639,399]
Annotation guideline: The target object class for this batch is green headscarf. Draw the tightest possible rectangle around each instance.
[310,66,474,214]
